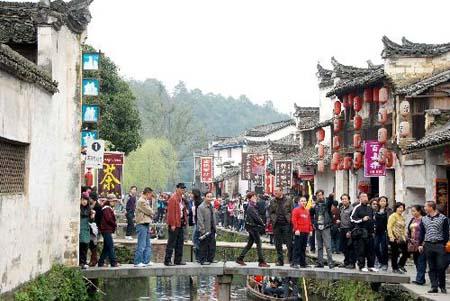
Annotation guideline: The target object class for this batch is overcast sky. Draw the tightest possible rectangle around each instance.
[82,0,449,114]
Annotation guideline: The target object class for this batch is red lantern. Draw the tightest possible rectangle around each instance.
[399,121,410,138]
[379,87,388,104]
[343,156,353,170]
[334,100,342,115]
[333,135,341,150]
[358,181,370,193]
[343,95,350,108]
[330,162,337,171]
[353,96,363,112]
[354,152,363,169]
[373,87,380,103]
[378,107,388,124]
[338,159,344,170]
[353,133,362,149]
[317,160,325,173]
[316,128,325,142]
[385,151,394,168]
[332,152,341,165]
[378,127,388,144]
[318,144,325,159]
[334,118,343,133]
[354,114,362,130]
[378,147,387,164]
[363,88,373,103]
[84,168,93,187]
[348,93,355,107]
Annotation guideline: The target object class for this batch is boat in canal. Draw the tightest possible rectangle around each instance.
[246,276,301,301]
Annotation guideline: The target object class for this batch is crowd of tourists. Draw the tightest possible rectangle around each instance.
[79,184,449,294]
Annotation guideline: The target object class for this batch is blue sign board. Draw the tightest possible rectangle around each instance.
[82,79,100,97]
[81,130,98,147]
[82,104,100,123]
[83,53,100,71]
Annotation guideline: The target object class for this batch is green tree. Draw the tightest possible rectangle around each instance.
[124,138,178,191]
[83,45,141,154]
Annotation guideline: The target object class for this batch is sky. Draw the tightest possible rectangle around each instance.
[58,1,450,114]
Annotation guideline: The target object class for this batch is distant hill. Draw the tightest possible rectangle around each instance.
[128,79,290,184]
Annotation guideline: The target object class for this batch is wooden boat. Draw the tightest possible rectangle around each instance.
[246,276,301,301]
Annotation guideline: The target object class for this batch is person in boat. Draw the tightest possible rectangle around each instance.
[263,277,285,298]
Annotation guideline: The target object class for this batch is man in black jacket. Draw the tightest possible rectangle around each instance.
[269,187,293,266]
[350,192,377,272]
[310,189,336,269]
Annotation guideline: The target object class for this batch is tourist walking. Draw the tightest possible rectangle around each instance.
[191,189,203,262]
[387,202,408,274]
[310,189,335,269]
[236,192,270,267]
[269,187,293,266]
[419,201,449,294]
[125,185,137,240]
[337,194,355,269]
[197,192,217,265]
[88,191,102,267]
[373,196,391,271]
[80,194,94,269]
[164,183,188,266]
[134,187,154,267]
[227,199,236,230]
[291,196,313,268]
[350,192,377,272]
[408,205,426,285]
[98,194,119,267]
[236,199,245,232]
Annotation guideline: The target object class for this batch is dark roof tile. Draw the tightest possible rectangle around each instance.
[382,36,450,58]
[396,69,450,96]
[326,67,385,97]
[245,119,295,137]
[404,122,450,153]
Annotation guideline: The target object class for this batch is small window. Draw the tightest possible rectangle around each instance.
[0,138,28,194]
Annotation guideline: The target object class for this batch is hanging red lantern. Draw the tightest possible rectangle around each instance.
[343,156,353,170]
[373,87,380,103]
[399,121,410,138]
[385,151,394,168]
[378,127,388,144]
[379,87,388,104]
[332,152,341,165]
[343,95,350,108]
[338,159,344,170]
[358,181,370,193]
[330,162,337,171]
[317,160,325,173]
[378,107,388,124]
[318,144,325,159]
[353,133,362,149]
[333,135,341,150]
[354,152,363,169]
[84,168,93,187]
[354,114,362,130]
[348,93,355,107]
[316,128,325,142]
[334,100,342,115]
[334,118,343,133]
[363,88,373,103]
[353,96,363,112]
[378,147,387,164]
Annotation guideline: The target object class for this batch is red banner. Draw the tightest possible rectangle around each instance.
[98,152,124,197]
[200,157,213,183]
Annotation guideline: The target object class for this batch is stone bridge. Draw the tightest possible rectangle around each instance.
[82,262,410,301]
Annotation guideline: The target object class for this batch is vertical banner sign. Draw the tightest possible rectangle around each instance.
[275,160,293,188]
[200,157,213,183]
[85,139,105,169]
[98,152,124,197]
[251,154,266,176]
[364,140,386,177]
[241,152,254,180]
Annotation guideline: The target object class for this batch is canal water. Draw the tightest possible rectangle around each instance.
[101,275,247,300]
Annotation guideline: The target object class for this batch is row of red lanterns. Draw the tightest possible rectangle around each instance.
[336,87,389,112]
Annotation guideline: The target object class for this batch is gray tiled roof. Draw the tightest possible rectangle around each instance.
[396,69,450,96]
[273,145,331,166]
[0,44,58,93]
[382,36,450,58]
[331,57,377,79]
[245,119,295,137]
[404,122,450,153]
[214,166,240,182]
[0,0,93,44]
[316,63,333,88]
[213,136,246,148]
[326,67,385,97]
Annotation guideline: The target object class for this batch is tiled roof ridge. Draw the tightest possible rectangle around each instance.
[396,69,450,96]
[404,121,450,154]
[326,67,386,97]
[382,36,450,58]
[331,56,377,79]
[317,63,334,88]
[0,43,58,94]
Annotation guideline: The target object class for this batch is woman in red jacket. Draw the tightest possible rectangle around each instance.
[291,196,313,268]
[98,194,119,267]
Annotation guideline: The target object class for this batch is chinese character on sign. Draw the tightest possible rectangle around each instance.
[364,140,386,177]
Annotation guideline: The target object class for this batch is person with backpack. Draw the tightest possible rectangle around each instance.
[310,190,336,269]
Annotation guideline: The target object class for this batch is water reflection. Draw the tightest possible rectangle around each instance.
[102,275,247,301]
